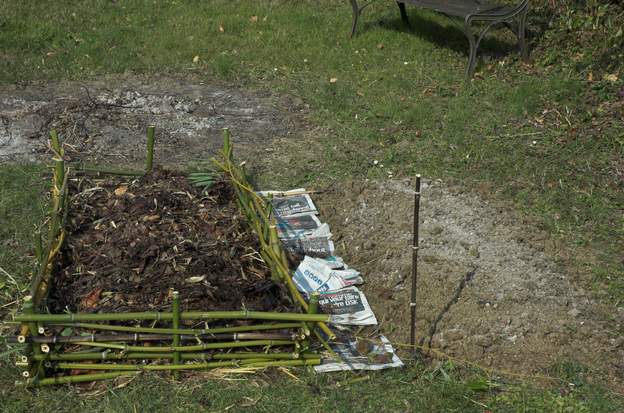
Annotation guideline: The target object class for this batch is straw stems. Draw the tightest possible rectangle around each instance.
[145,125,155,173]
[410,174,421,358]
[74,164,144,177]
[13,310,330,323]
[22,358,321,387]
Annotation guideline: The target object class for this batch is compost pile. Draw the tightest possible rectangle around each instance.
[49,169,291,314]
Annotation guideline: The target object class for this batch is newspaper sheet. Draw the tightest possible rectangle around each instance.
[293,256,363,293]
[280,236,334,257]
[276,213,322,238]
[268,193,318,217]
[314,335,403,372]
[316,286,377,325]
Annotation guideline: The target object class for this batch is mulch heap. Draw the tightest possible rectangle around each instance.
[48,168,292,315]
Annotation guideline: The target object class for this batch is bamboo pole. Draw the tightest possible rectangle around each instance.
[11,332,296,344]
[242,359,320,368]
[13,311,330,323]
[410,174,421,358]
[31,169,68,306]
[72,339,295,353]
[33,352,320,362]
[54,358,320,372]
[214,129,334,340]
[171,291,181,376]
[22,300,44,379]
[24,371,139,387]
[47,322,302,335]
[49,130,64,190]
[145,125,155,172]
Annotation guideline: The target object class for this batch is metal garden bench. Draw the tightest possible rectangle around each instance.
[349,0,529,78]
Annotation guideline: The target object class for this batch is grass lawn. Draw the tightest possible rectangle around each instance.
[1,0,623,411]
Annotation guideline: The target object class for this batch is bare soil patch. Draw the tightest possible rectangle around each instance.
[0,75,304,165]
[2,76,621,386]
[315,179,623,388]
[48,169,291,315]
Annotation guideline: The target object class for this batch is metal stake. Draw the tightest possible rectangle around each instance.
[410,175,421,358]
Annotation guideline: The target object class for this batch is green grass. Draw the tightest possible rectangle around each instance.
[2,1,620,300]
[0,164,47,303]
[1,0,623,410]
[1,358,622,413]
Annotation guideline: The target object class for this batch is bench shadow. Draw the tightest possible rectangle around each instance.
[360,10,518,59]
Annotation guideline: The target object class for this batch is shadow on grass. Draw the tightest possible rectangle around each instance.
[358,9,520,59]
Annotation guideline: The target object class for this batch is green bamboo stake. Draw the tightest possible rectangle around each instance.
[171,291,181,377]
[72,339,295,353]
[146,125,155,172]
[48,322,302,335]
[54,358,320,372]
[23,300,45,379]
[37,353,319,363]
[24,371,139,387]
[49,129,64,190]
[55,360,245,371]
[33,352,320,362]
[12,331,295,344]
[242,359,321,368]
[303,292,320,351]
[13,311,330,323]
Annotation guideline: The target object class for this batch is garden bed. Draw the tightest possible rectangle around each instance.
[10,130,331,386]
[48,169,291,315]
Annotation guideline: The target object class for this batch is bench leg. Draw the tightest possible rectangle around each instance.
[464,19,478,78]
[518,6,529,61]
[350,0,360,38]
[396,2,411,29]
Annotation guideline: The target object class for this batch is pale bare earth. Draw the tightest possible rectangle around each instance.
[2,76,621,388]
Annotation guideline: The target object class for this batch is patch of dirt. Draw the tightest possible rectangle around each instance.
[315,179,624,388]
[0,75,305,165]
[48,169,292,314]
[3,76,622,387]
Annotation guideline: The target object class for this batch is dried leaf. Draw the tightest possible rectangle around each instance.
[114,185,128,196]
[604,73,619,82]
[142,214,160,222]
[240,396,261,407]
[81,287,103,309]
[250,16,258,23]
